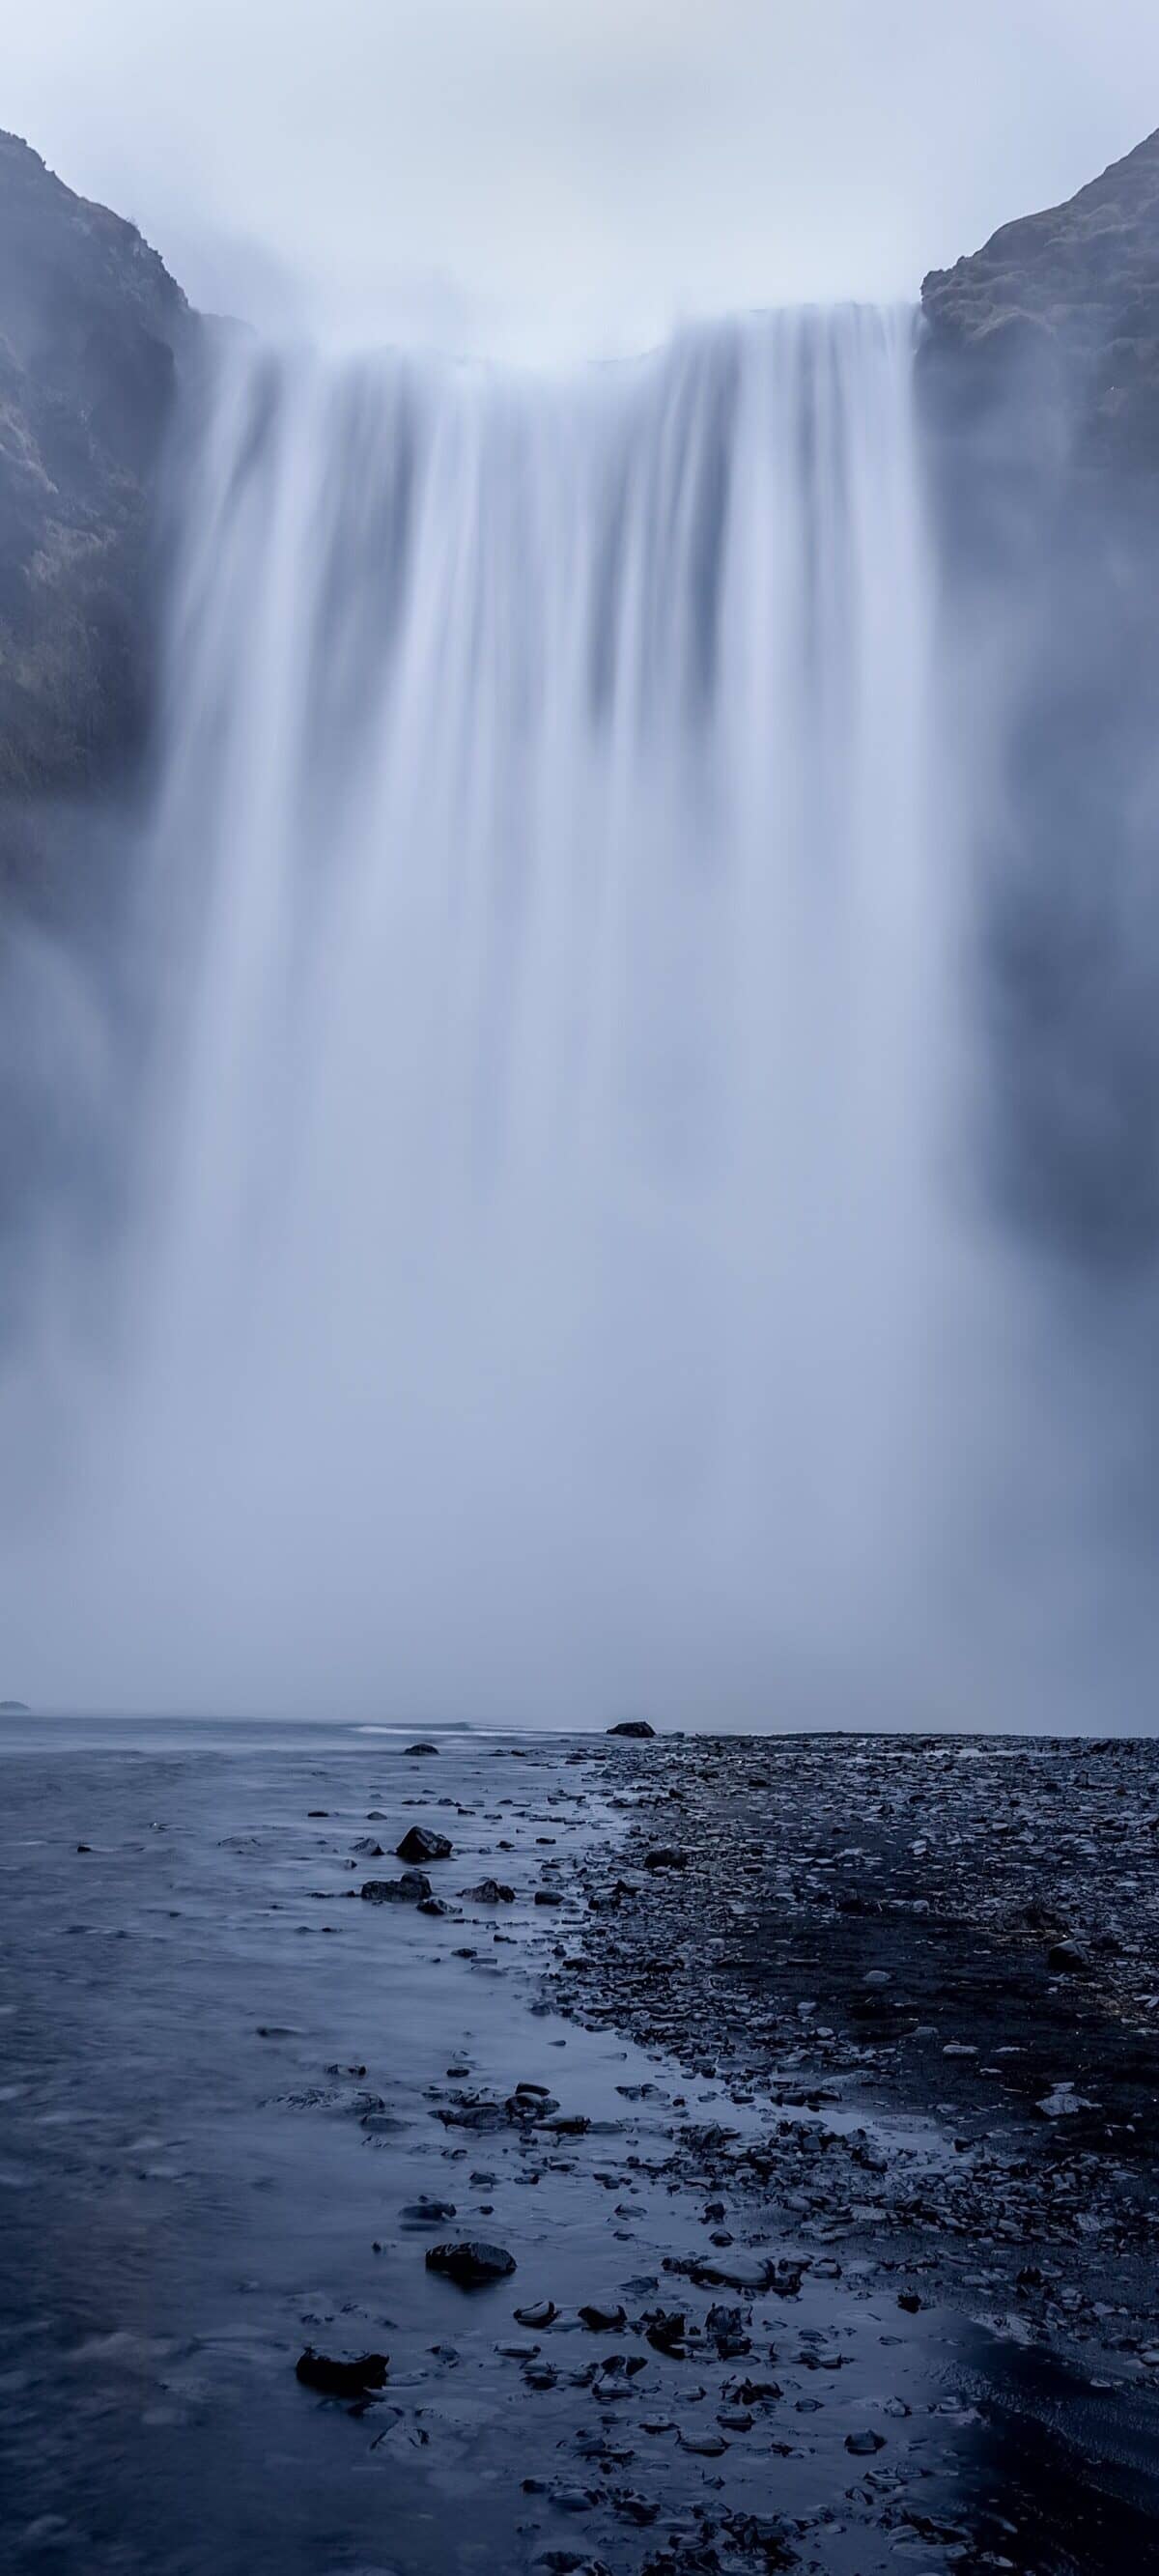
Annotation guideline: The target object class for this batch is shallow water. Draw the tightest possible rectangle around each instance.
[1,1725,1145,2575]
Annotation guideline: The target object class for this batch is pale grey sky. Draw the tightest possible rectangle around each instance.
[8,1,1159,354]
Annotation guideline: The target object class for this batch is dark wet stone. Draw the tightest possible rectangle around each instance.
[579,2302,627,2332]
[537,2555,611,2575]
[641,2308,688,2355]
[464,1878,515,1903]
[534,1887,564,1907]
[515,2299,558,2327]
[361,1870,432,1904]
[405,1743,440,1756]
[1048,1940,1089,1974]
[845,2427,886,2454]
[705,2302,751,2359]
[721,2513,793,2570]
[504,2091,560,2123]
[425,2239,517,2285]
[402,2196,457,2226]
[295,2347,388,2396]
[438,2091,511,2132]
[397,1826,453,1863]
[607,1721,656,1739]
[612,2492,658,2526]
[642,1849,688,1871]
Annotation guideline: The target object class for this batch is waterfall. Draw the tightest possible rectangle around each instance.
[7,308,956,1721]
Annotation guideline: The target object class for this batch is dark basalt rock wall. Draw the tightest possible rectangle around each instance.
[0,130,193,915]
[920,125,1159,472]
[919,131,1159,1273]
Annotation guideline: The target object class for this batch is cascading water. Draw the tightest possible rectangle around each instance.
[4,307,958,1721]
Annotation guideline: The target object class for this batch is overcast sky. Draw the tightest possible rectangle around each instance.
[8,1,1159,355]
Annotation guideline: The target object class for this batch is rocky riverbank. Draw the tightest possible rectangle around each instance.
[4,1720,1159,2576]
[555,1731,1159,2566]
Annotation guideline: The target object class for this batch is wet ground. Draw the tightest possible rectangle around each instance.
[2,1722,1158,2575]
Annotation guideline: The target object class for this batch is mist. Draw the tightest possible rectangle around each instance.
[9,3,1159,354]
[0,284,1155,1733]
[3,43,1159,1728]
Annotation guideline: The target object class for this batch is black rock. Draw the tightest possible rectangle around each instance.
[1047,1939,1088,1973]
[845,2428,886,2455]
[505,2092,560,2123]
[515,2299,559,2327]
[642,2307,688,2355]
[705,2302,751,2359]
[642,1848,688,1871]
[405,1742,440,1755]
[464,1878,515,1904]
[579,2302,627,2332]
[397,1826,453,1863]
[732,2378,782,2407]
[361,1870,432,1904]
[296,2347,388,2396]
[426,2239,517,2286]
[607,1721,656,1740]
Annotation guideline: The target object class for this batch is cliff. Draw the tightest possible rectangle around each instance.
[921,126,1159,470]
[0,130,192,895]
[921,131,1159,1269]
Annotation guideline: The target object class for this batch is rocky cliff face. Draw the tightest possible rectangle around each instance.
[0,131,193,909]
[921,126,1159,471]
[920,130,1159,1270]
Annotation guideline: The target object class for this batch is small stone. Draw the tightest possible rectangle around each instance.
[425,2239,517,2286]
[296,2347,388,2396]
[361,1871,432,1905]
[397,1826,453,1863]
